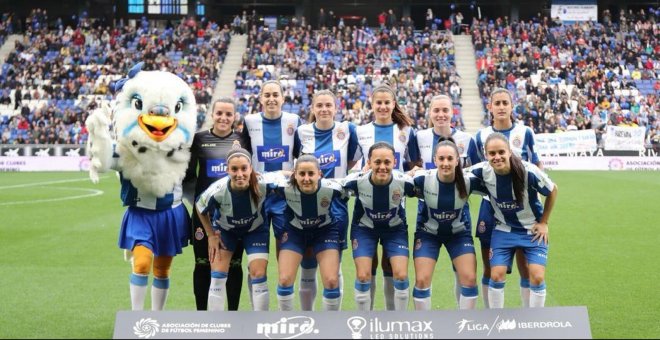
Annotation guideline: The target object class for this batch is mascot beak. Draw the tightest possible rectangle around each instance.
[138,105,178,142]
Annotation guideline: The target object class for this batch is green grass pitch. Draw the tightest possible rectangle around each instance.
[0,171,658,338]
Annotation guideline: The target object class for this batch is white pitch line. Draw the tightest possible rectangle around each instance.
[0,186,105,206]
[0,176,108,190]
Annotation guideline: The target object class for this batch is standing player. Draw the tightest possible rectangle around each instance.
[240,80,301,257]
[195,148,283,311]
[293,89,361,310]
[413,94,480,306]
[474,88,542,308]
[411,138,479,310]
[274,155,345,311]
[343,142,417,311]
[469,132,557,308]
[183,98,245,311]
[355,84,419,310]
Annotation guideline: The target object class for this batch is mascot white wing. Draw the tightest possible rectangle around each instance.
[85,102,114,183]
[88,63,197,197]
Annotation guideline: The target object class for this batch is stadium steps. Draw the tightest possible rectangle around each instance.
[452,34,483,135]
[211,33,248,106]
[0,35,23,65]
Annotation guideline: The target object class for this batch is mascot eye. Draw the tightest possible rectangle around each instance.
[175,101,183,113]
[132,98,143,110]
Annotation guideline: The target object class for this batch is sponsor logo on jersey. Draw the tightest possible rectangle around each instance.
[256,145,289,163]
[429,208,460,223]
[227,213,258,228]
[365,207,397,222]
[315,150,341,170]
[206,159,228,178]
[494,199,522,212]
[297,215,326,228]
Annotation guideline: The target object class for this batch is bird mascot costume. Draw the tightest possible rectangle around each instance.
[85,62,197,310]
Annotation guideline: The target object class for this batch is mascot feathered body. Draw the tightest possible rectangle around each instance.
[85,63,196,311]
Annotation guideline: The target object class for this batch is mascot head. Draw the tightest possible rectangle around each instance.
[113,62,197,150]
[111,63,197,197]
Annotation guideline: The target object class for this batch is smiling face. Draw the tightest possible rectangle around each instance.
[488,91,513,128]
[227,155,252,191]
[294,161,321,194]
[259,83,284,117]
[312,94,336,127]
[485,138,512,174]
[372,91,395,124]
[368,147,395,185]
[428,96,453,129]
[211,101,236,136]
[434,145,459,182]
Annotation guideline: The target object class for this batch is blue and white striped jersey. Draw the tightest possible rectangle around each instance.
[241,112,301,172]
[343,170,416,229]
[356,122,419,172]
[474,124,540,164]
[468,161,555,231]
[416,128,480,169]
[274,179,345,230]
[119,172,184,210]
[293,121,361,179]
[195,172,284,232]
[413,170,484,235]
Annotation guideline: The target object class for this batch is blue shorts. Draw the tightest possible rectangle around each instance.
[265,194,287,239]
[413,230,475,261]
[489,228,548,268]
[475,199,496,248]
[119,204,190,257]
[278,223,341,255]
[336,197,350,251]
[216,223,269,260]
[350,225,409,259]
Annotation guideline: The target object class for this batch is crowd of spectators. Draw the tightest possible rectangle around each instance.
[472,9,659,146]
[0,9,230,145]
[233,17,464,130]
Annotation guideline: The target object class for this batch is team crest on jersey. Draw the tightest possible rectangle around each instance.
[512,135,522,148]
[195,227,205,241]
[231,140,242,149]
[282,232,289,243]
[399,131,407,143]
[320,196,330,208]
[414,238,422,250]
[287,123,295,136]
[336,128,346,140]
[352,239,359,250]
[478,221,486,234]
[392,189,401,202]
[457,142,465,154]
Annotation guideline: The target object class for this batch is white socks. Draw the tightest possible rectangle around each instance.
[322,287,341,311]
[393,278,409,311]
[208,271,228,311]
[383,272,395,310]
[129,273,148,311]
[520,278,531,308]
[529,282,546,307]
[412,286,431,310]
[458,286,478,310]
[151,277,169,311]
[251,276,270,311]
[488,279,505,309]
[277,284,295,311]
[481,276,490,308]
[298,264,317,311]
[354,280,371,311]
